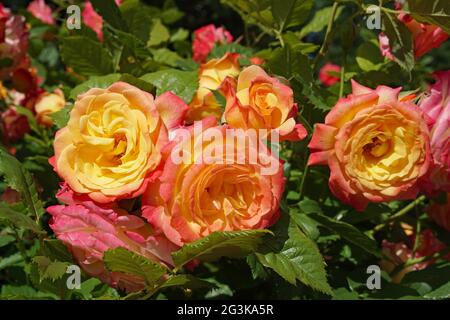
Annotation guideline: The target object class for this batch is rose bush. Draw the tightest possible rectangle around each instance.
[0,0,449,301]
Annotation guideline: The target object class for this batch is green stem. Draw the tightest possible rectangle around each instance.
[373,195,427,232]
[312,1,340,70]
[298,156,309,200]
[298,113,313,133]
[339,58,345,98]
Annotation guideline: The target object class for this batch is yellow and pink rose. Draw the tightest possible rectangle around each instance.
[50,82,188,203]
[308,80,431,211]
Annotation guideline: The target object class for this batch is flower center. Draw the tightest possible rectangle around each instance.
[113,133,127,157]
[363,135,391,158]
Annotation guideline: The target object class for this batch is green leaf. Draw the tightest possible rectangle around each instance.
[91,0,128,31]
[70,278,102,300]
[0,148,45,220]
[69,74,122,100]
[356,40,385,72]
[309,212,380,257]
[272,0,314,31]
[0,235,15,248]
[161,7,184,25]
[148,19,170,47]
[170,28,189,42]
[119,74,155,93]
[256,222,332,295]
[40,239,74,263]
[103,247,167,286]
[424,281,450,300]
[289,209,320,240]
[382,12,414,72]
[221,0,274,30]
[332,287,359,300]
[267,44,311,79]
[151,48,183,68]
[408,0,450,34]
[247,254,269,280]
[0,285,56,300]
[60,36,114,76]
[141,69,198,103]
[50,105,73,129]
[0,203,42,233]
[209,43,254,60]
[172,230,272,269]
[120,0,157,42]
[0,252,24,271]
[298,199,322,214]
[33,256,69,282]
[297,5,343,38]
[158,274,214,291]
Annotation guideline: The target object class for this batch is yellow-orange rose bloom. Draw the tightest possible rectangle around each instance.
[186,53,240,123]
[142,117,284,246]
[35,89,66,126]
[51,82,188,203]
[222,65,307,141]
[308,80,431,211]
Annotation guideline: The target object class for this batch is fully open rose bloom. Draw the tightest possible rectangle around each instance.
[222,65,307,141]
[50,82,188,203]
[308,80,431,211]
[142,117,284,246]
[48,187,176,292]
[192,24,233,63]
[419,71,450,193]
[187,53,240,123]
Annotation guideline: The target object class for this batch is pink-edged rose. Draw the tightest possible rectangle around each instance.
[48,192,176,292]
[222,65,307,141]
[308,80,431,211]
[142,117,284,246]
[50,82,188,203]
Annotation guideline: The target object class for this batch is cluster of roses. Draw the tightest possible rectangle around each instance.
[46,23,309,291]
[0,3,65,149]
[3,0,447,289]
[44,18,449,289]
